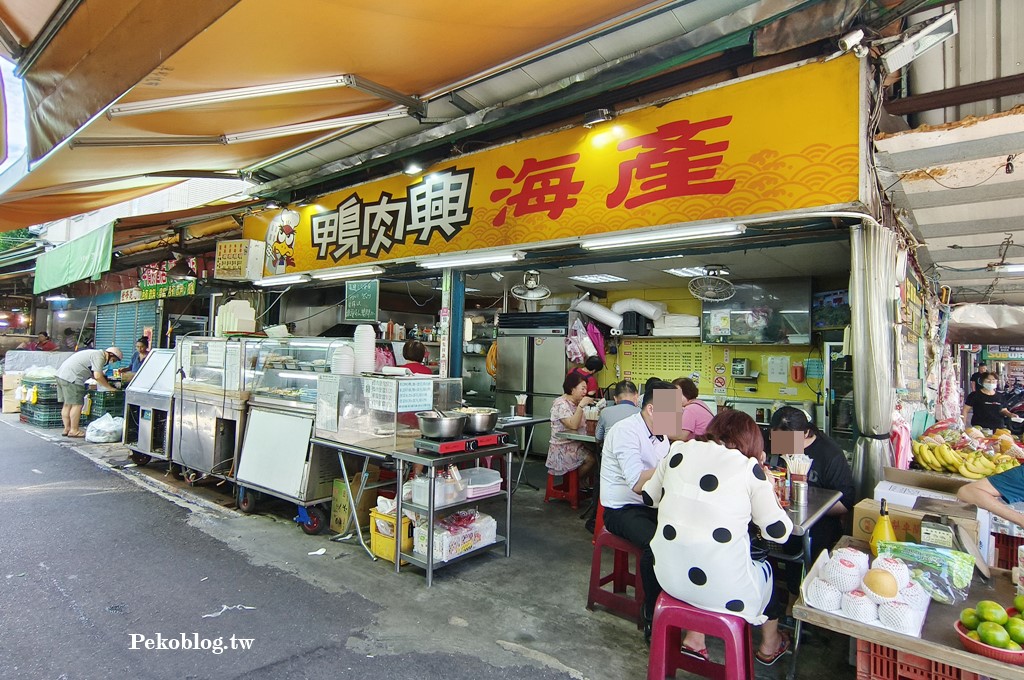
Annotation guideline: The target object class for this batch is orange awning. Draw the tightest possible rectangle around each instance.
[0,0,665,231]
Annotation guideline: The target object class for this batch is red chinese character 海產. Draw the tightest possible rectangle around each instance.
[489,154,584,226]
[607,116,736,210]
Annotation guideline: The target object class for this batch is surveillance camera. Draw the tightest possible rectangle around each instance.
[838,29,865,53]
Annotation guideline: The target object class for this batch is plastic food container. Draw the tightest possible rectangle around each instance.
[463,467,502,498]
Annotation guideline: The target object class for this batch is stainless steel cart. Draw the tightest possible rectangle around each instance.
[123,348,177,467]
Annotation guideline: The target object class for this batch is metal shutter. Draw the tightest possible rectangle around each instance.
[96,300,160,369]
[95,304,117,351]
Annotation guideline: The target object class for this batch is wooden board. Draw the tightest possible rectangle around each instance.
[795,536,1024,679]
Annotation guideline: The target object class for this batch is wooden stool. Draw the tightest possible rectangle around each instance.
[647,592,753,680]
[586,527,644,629]
[544,468,580,509]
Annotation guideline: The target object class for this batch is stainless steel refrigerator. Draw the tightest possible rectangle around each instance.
[495,312,572,455]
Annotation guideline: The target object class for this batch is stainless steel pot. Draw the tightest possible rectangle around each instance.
[460,408,499,434]
[416,411,468,439]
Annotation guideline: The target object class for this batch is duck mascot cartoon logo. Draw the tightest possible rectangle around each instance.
[265,209,301,275]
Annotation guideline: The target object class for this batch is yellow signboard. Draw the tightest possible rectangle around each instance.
[243,56,862,275]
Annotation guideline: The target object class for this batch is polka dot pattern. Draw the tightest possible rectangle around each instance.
[726,600,744,613]
[669,453,683,468]
[765,520,787,539]
[642,490,654,507]
[663,525,677,541]
[713,528,731,543]
[688,567,707,586]
[699,474,718,492]
[752,464,766,481]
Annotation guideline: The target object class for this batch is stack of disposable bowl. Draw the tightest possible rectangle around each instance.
[331,345,356,375]
[354,325,377,375]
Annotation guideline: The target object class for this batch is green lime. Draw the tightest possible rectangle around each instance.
[968,631,981,641]
[1006,618,1024,645]
[1015,594,1024,613]
[978,622,1012,649]
[977,600,1010,626]
[960,608,981,631]
[1008,640,1023,651]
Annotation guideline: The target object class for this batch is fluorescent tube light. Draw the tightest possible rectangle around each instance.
[310,266,384,281]
[664,267,708,278]
[108,76,354,117]
[568,274,628,284]
[45,294,72,302]
[581,224,745,250]
[224,111,407,144]
[419,251,526,269]
[253,274,310,287]
[993,264,1024,274]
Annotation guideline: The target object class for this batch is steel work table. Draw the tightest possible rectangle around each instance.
[795,536,1024,680]
[496,415,549,492]
[392,443,516,587]
[769,486,842,680]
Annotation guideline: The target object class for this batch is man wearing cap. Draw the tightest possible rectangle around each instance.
[55,346,122,437]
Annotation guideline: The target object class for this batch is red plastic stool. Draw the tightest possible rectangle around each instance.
[587,527,645,629]
[592,503,606,545]
[647,592,753,680]
[544,469,580,508]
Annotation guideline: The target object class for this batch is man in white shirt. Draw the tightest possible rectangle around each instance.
[600,380,674,639]
[56,346,122,437]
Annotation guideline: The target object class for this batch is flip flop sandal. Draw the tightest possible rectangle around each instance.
[680,646,709,662]
[67,431,86,438]
[755,631,791,666]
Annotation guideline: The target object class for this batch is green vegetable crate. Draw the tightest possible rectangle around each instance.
[20,378,58,402]
[20,402,86,429]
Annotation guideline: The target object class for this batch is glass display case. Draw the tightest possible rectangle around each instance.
[247,337,357,412]
[176,336,251,399]
[824,341,856,463]
[314,375,463,452]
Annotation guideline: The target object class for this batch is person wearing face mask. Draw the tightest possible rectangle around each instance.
[963,372,1014,431]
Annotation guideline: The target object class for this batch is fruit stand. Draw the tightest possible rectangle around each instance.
[911,419,1022,480]
[796,537,1024,679]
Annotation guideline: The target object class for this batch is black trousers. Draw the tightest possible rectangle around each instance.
[602,504,660,619]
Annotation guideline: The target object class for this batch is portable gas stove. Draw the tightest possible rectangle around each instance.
[414,432,509,454]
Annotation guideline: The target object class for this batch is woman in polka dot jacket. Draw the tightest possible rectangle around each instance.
[642,409,794,666]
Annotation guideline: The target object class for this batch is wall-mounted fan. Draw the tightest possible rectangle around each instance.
[511,270,551,301]
[687,265,735,302]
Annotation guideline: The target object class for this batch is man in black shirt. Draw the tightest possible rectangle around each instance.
[969,362,988,394]
[769,406,856,598]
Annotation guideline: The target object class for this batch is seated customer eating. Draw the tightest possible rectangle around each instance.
[547,373,597,481]
[642,410,794,666]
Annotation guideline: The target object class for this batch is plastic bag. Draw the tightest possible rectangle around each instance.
[85,413,125,443]
[585,321,606,364]
[876,541,974,605]
[565,319,589,363]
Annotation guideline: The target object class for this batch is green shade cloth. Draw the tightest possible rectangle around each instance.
[34,222,113,294]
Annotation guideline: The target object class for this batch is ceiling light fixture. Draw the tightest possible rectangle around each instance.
[253,274,311,287]
[581,223,745,251]
[310,266,384,281]
[167,258,198,280]
[403,162,423,175]
[991,263,1024,275]
[44,293,72,302]
[583,108,614,128]
[419,251,526,269]
[108,75,357,117]
[568,274,628,284]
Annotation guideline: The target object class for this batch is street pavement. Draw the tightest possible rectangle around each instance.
[0,421,576,680]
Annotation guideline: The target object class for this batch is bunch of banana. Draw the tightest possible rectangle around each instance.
[912,440,951,472]
[912,439,1022,478]
[992,454,1022,474]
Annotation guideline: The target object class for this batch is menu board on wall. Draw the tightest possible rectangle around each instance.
[619,338,712,388]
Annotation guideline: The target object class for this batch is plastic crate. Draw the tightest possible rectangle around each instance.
[369,508,412,565]
[856,640,980,680]
[86,391,125,409]
[20,378,58,402]
[20,402,87,429]
[994,533,1024,570]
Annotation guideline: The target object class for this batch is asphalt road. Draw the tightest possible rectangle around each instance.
[0,422,574,680]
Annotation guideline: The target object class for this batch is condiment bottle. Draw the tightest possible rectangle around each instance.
[869,498,897,556]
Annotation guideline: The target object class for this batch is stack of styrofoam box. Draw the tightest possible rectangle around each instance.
[651,313,701,338]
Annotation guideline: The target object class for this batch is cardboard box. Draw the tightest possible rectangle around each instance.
[853,498,983,561]
[874,480,992,563]
[2,388,20,413]
[3,372,22,390]
[883,467,969,494]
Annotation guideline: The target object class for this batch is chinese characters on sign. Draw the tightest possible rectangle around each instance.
[302,116,734,265]
[310,168,474,263]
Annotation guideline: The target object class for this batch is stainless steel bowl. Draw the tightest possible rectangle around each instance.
[415,411,468,439]
[460,408,500,434]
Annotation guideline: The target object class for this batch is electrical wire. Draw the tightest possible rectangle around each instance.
[406,281,432,307]
[255,285,292,321]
